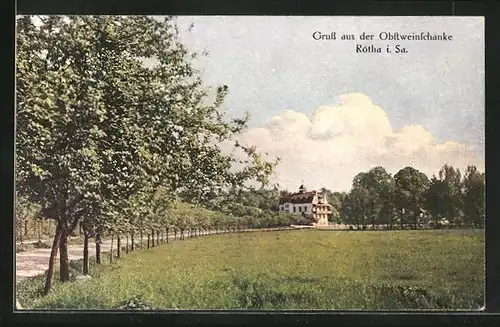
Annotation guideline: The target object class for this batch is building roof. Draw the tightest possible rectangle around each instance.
[279,191,316,204]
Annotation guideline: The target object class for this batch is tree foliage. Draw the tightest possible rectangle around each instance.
[16,15,280,294]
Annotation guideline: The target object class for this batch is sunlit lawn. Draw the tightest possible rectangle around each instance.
[17,229,484,310]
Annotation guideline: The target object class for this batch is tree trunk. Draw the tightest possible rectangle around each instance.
[59,230,70,282]
[166,227,169,243]
[174,230,177,240]
[389,209,393,230]
[37,220,41,241]
[24,220,28,236]
[95,233,101,264]
[399,210,404,229]
[151,230,155,247]
[371,201,376,230]
[147,234,150,249]
[131,233,135,251]
[83,233,89,275]
[140,230,143,249]
[43,221,62,295]
[361,207,366,230]
[126,235,129,254]
[157,230,160,245]
[110,234,114,263]
[117,234,121,258]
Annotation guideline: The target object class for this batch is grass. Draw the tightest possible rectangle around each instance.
[17,229,484,310]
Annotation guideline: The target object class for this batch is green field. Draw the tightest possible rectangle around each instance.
[18,229,484,310]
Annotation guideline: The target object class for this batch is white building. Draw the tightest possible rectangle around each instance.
[278,185,332,226]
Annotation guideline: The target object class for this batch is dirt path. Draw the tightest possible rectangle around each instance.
[16,231,196,283]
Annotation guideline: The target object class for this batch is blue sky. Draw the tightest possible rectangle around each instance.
[174,16,484,191]
[175,16,483,152]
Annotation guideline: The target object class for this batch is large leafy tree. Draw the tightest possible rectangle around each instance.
[329,191,347,224]
[394,167,429,229]
[437,164,463,226]
[16,15,276,294]
[350,173,371,229]
[462,165,485,228]
[339,193,359,227]
[424,175,448,227]
[364,167,394,229]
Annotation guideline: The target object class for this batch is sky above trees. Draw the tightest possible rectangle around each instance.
[173,16,484,192]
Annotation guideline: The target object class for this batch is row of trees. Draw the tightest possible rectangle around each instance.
[199,163,484,230]
[324,164,484,229]
[216,163,484,230]
[16,16,284,295]
[83,197,301,275]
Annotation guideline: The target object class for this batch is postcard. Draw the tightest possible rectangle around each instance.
[15,15,484,311]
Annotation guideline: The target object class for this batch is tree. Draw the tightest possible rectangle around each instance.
[17,16,138,291]
[351,172,374,229]
[462,166,485,228]
[339,193,355,227]
[363,167,393,229]
[424,175,447,227]
[349,174,371,229]
[394,167,429,229]
[437,164,463,227]
[333,193,348,221]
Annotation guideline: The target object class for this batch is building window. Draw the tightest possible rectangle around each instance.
[293,207,296,213]
[299,206,302,212]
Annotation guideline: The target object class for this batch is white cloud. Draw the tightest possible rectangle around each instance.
[235,92,484,192]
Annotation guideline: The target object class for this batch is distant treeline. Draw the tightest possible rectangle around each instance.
[221,164,484,230]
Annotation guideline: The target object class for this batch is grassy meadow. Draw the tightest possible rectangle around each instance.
[17,229,484,310]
